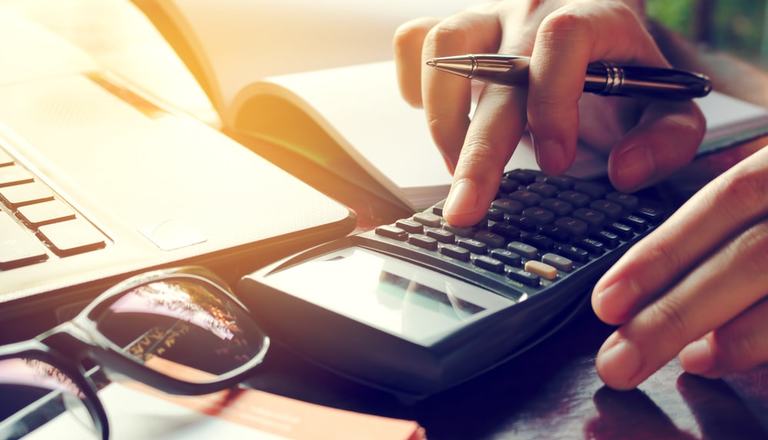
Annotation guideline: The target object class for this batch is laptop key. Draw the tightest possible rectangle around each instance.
[0,182,55,207]
[0,166,34,188]
[38,219,106,256]
[0,213,48,268]
[18,199,76,227]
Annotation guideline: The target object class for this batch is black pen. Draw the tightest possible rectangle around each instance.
[426,54,711,99]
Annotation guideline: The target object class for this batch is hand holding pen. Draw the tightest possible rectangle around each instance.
[395,0,710,391]
[394,0,705,225]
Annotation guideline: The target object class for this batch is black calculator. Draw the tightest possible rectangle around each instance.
[238,169,670,398]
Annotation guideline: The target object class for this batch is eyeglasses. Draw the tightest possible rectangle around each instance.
[0,266,269,440]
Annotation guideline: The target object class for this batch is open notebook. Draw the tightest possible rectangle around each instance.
[134,0,768,212]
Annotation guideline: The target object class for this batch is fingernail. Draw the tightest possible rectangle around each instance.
[444,178,479,217]
[680,338,714,375]
[596,338,644,389]
[615,145,655,188]
[537,140,566,173]
[593,278,641,323]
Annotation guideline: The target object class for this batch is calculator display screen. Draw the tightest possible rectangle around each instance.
[266,247,512,343]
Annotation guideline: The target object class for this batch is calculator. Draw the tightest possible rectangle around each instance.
[238,169,670,398]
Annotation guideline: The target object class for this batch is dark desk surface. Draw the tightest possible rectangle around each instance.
[246,307,768,440]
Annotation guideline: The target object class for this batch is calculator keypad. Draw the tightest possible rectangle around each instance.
[373,169,666,293]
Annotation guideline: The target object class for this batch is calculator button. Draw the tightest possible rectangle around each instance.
[439,244,470,262]
[542,253,573,272]
[527,182,558,198]
[426,229,455,243]
[606,192,639,210]
[0,166,34,187]
[579,238,606,255]
[636,207,664,224]
[506,267,540,286]
[557,191,590,207]
[395,219,423,234]
[509,190,542,207]
[375,225,408,241]
[573,182,607,199]
[431,200,445,216]
[572,208,606,229]
[589,200,623,219]
[606,222,633,239]
[17,200,76,227]
[519,232,553,251]
[444,224,476,237]
[622,215,648,230]
[507,241,538,259]
[505,170,536,184]
[0,212,48,269]
[0,182,54,207]
[521,207,555,225]
[408,234,438,251]
[474,230,506,248]
[592,230,619,248]
[540,198,573,216]
[486,207,505,221]
[543,175,574,190]
[491,198,524,214]
[555,244,589,262]
[38,219,106,256]
[539,224,569,242]
[506,214,538,232]
[413,212,442,227]
[473,255,505,273]
[456,238,487,254]
[489,222,520,240]
[499,178,519,193]
[554,217,588,239]
[524,260,558,280]
[489,249,522,266]
[0,150,13,167]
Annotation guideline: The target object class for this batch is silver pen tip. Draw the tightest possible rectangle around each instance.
[425,59,437,67]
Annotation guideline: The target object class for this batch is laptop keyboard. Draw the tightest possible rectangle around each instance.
[0,146,107,270]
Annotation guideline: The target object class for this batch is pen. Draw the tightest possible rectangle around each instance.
[426,54,711,99]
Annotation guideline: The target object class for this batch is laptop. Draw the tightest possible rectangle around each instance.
[0,11,354,330]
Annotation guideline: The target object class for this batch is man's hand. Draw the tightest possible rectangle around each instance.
[592,146,768,389]
[394,0,705,226]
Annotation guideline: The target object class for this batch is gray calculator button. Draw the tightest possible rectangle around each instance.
[606,192,639,210]
[426,228,455,243]
[473,230,505,248]
[413,212,442,227]
[542,253,573,272]
[507,241,538,259]
[408,234,438,251]
[491,198,524,214]
[490,249,521,266]
[444,224,476,237]
[590,200,623,219]
[439,244,470,262]
[473,255,505,274]
[527,182,558,198]
[395,219,423,234]
[456,238,487,254]
[506,267,540,286]
[375,225,407,241]
[509,190,542,207]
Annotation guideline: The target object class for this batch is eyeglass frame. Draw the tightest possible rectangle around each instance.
[0,266,271,440]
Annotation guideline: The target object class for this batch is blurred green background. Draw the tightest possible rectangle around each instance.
[647,0,768,63]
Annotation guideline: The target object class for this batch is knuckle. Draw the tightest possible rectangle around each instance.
[730,220,768,274]
[426,19,472,53]
[538,9,593,42]
[458,137,506,176]
[714,166,768,216]
[645,238,684,277]
[646,296,690,342]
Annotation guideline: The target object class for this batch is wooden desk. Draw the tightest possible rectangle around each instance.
[248,308,768,439]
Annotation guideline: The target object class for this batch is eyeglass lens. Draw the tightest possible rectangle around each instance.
[92,279,267,383]
[0,357,96,439]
